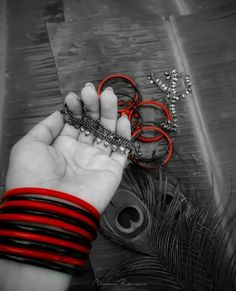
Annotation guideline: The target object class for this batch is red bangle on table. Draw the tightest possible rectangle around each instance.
[97,73,141,114]
[132,125,173,166]
[135,100,172,143]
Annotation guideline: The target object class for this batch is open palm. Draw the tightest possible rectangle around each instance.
[6,83,130,213]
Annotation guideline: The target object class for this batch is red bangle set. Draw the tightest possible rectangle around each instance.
[2,187,100,220]
[0,200,97,230]
[0,188,100,274]
[134,100,172,143]
[98,74,174,168]
[132,125,173,166]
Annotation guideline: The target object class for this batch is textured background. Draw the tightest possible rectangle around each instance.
[0,0,236,289]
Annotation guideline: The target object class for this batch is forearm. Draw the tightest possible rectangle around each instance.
[0,259,71,291]
[0,82,125,291]
[0,188,100,291]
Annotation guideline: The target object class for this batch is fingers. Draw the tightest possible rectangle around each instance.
[20,111,64,145]
[78,83,100,145]
[93,88,117,155]
[59,92,82,139]
[111,114,131,167]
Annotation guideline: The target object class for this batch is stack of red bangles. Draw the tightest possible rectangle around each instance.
[98,74,174,168]
[0,188,100,274]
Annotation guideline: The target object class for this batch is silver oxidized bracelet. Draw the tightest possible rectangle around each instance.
[60,103,141,158]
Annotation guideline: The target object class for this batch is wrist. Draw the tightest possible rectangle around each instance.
[0,258,71,291]
[0,187,100,275]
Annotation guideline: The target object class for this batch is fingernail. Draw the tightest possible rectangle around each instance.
[85,82,95,88]
[105,86,114,92]
[121,112,128,118]
[68,91,77,97]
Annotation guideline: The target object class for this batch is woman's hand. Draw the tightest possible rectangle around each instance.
[6,82,131,213]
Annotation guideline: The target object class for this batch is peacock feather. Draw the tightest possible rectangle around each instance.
[100,165,236,291]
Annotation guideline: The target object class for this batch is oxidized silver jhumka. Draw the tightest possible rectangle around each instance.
[147,69,192,132]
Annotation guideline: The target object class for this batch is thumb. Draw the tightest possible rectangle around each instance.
[20,111,64,145]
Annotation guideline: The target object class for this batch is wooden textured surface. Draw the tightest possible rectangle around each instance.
[172,1,236,221]
[0,0,7,170]
[0,0,63,187]
[47,0,225,282]
[1,0,236,289]
[47,0,210,196]
[183,0,235,14]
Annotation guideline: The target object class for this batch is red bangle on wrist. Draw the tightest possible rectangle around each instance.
[0,213,94,240]
[2,187,100,220]
[0,245,87,266]
[0,187,100,274]
[0,229,90,254]
[0,199,97,230]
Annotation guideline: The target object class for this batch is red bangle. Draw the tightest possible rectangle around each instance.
[97,73,138,95]
[0,229,90,254]
[0,200,97,231]
[118,101,136,116]
[134,100,172,143]
[97,74,140,114]
[0,188,99,274]
[2,188,100,220]
[132,125,173,165]
[0,213,93,241]
[0,244,87,266]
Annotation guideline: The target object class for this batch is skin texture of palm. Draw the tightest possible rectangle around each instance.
[0,82,131,291]
[6,82,131,213]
